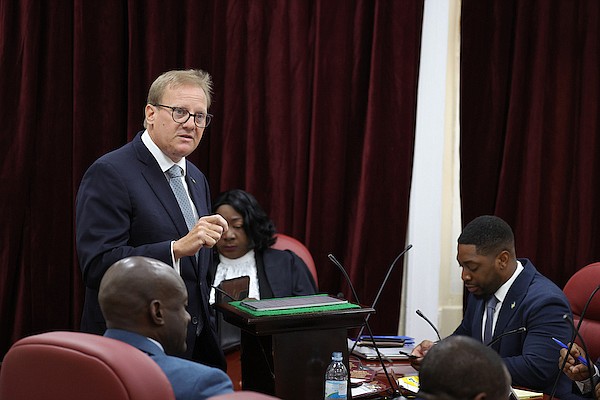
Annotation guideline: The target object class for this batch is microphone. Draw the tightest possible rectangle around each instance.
[344,244,414,352]
[565,314,596,377]
[548,284,600,400]
[567,284,600,382]
[327,254,362,308]
[211,285,237,302]
[548,314,596,400]
[571,285,600,343]
[565,314,600,398]
[328,246,413,399]
[563,314,594,368]
[487,327,526,347]
[416,309,442,341]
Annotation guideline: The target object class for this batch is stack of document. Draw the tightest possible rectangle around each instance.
[348,336,415,360]
[354,335,414,347]
[397,375,420,394]
[510,388,544,399]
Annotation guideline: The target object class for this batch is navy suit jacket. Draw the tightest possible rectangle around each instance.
[104,329,233,400]
[76,132,223,368]
[454,258,577,398]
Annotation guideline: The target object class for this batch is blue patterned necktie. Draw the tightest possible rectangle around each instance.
[166,165,197,232]
[484,295,499,344]
[166,165,202,334]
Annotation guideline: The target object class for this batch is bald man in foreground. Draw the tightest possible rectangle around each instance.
[99,256,233,400]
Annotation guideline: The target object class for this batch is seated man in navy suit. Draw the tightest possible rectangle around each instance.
[410,215,576,398]
[99,256,233,400]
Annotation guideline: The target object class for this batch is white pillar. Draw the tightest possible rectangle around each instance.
[400,0,463,343]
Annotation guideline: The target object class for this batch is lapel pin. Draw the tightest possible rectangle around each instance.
[511,301,516,309]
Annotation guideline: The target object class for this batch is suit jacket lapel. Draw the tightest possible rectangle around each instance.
[495,261,534,334]
[132,135,191,239]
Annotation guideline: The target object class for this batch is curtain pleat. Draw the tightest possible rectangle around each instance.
[0,0,423,357]
[461,0,600,286]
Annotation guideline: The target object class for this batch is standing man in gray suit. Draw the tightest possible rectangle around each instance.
[77,69,228,369]
[99,256,233,399]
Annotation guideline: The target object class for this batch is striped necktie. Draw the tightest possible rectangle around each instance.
[166,165,197,231]
[484,295,499,344]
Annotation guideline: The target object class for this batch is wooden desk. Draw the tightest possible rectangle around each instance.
[350,356,418,399]
[216,302,374,400]
[349,357,548,400]
[226,350,418,399]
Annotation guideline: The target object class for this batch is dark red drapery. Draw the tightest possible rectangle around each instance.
[0,0,424,357]
[461,1,600,287]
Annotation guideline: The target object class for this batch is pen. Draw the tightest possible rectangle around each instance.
[552,337,588,366]
[399,350,418,359]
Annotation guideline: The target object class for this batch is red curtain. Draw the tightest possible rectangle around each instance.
[0,0,424,357]
[461,1,600,287]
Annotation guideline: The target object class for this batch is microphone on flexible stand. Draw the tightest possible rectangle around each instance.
[211,285,237,301]
[567,284,600,395]
[548,314,596,400]
[415,309,442,342]
[548,284,600,400]
[570,284,600,348]
[487,327,526,347]
[343,244,413,354]
[327,255,363,310]
[328,246,413,399]
[566,314,598,394]
[563,315,595,372]
[415,307,526,347]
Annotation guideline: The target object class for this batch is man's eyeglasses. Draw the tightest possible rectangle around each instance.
[151,103,212,128]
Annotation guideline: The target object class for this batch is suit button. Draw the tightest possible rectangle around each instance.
[192,316,199,325]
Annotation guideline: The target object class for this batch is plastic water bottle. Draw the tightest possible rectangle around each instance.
[324,351,348,399]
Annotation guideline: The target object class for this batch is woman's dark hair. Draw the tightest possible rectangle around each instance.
[212,189,276,251]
